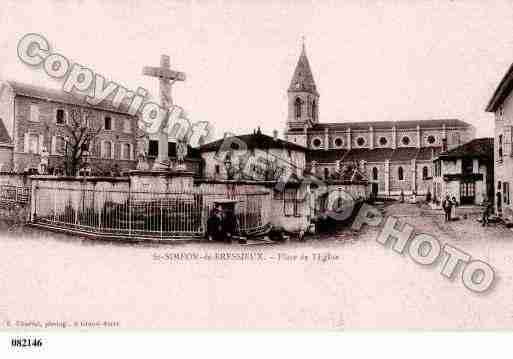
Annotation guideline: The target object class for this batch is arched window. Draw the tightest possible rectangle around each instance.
[422,166,429,180]
[311,100,317,120]
[324,167,329,179]
[294,97,302,119]
[398,166,404,181]
[372,167,378,181]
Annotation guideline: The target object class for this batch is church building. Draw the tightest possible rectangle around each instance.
[284,44,476,198]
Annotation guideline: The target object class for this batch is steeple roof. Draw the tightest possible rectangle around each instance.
[288,44,318,95]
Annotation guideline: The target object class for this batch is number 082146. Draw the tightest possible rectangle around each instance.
[11,338,43,348]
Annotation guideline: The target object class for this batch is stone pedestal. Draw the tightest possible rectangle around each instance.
[129,169,195,192]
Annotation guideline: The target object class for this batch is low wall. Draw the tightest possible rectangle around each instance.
[30,176,130,220]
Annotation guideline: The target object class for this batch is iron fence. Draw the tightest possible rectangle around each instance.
[0,185,30,205]
[31,185,271,239]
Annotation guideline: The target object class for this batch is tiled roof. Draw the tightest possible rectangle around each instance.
[200,132,307,153]
[437,138,493,161]
[307,146,441,163]
[288,45,318,95]
[0,118,11,144]
[486,62,513,112]
[310,119,471,131]
[306,149,348,163]
[6,81,134,115]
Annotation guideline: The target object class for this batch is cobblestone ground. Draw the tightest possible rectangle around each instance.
[0,202,512,329]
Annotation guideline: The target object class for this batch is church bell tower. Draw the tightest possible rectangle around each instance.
[286,42,319,134]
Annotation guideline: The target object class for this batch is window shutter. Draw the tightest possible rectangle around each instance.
[100,140,104,158]
[130,144,134,160]
[38,134,44,154]
[51,136,56,155]
[510,126,513,157]
[23,133,29,153]
[111,141,115,159]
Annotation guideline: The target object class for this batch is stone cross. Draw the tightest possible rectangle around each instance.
[142,54,186,170]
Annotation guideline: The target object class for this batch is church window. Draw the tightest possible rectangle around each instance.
[427,135,436,144]
[401,136,410,146]
[294,97,302,119]
[215,164,220,174]
[422,166,429,180]
[356,137,365,147]
[379,137,388,146]
[312,138,322,148]
[398,166,404,181]
[372,167,378,181]
[324,167,329,179]
[334,137,343,148]
[311,100,317,120]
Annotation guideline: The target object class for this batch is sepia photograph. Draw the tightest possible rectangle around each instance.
[1,1,513,347]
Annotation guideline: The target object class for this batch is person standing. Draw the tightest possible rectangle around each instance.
[442,195,452,222]
[223,208,240,243]
[451,196,458,220]
[482,198,491,227]
[207,205,224,241]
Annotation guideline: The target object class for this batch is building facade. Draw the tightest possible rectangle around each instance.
[199,129,306,181]
[432,138,493,206]
[284,45,476,198]
[485,62,513,219]
[0,81,139,174]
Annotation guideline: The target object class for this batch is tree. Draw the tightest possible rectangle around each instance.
[63,107,102,176]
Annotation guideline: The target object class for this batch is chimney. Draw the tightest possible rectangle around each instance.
[442,138,447,152]
[273,129,278,141]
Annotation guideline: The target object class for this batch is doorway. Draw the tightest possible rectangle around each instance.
[460,182,475,205]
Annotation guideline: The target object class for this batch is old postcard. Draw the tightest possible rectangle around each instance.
[0,0,511,341]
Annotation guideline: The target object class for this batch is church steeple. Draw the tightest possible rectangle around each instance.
[288,42,318,96]
[286,41,319,129]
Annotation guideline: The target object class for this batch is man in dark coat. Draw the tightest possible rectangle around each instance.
[442,195,452,222]
[223,209,240,242]
[207,205,224,241]
[482,199,492,227]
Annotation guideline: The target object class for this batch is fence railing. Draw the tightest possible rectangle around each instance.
[0,185,30,205]
[31,185,271,239]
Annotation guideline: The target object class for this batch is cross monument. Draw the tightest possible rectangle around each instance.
[142,54,186,170]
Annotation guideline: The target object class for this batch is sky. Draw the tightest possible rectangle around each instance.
[1,0,513,140]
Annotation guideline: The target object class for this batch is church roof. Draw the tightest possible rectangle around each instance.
[310,119,471,131]
[288,45,318,95]
[306,146,442,164]
[200,131,307,153]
